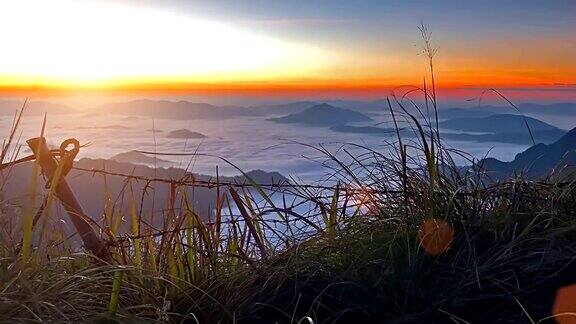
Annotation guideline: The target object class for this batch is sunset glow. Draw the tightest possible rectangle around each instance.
[0,0,574,97]
[0,0,328,88]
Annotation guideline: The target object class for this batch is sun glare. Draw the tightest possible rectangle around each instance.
[0,0,326,88]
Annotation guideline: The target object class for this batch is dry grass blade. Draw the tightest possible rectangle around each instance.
[229,186,267,258]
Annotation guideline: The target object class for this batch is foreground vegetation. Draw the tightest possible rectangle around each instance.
[1,96,575,324]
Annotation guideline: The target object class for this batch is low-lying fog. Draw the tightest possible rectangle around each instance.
[1,109,537,182]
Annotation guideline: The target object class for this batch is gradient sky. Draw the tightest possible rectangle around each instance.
[0,0,574,99]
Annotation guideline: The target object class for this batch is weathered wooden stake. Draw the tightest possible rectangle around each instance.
[27,137,111,262]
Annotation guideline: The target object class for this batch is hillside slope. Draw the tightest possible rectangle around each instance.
[480,127,576,180]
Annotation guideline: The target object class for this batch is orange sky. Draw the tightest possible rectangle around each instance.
[0,0,573,100]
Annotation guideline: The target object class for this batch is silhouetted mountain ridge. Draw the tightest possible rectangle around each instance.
[440,114,562,134]
[99,99,253,119]
[480,127,576,180]
[439,114,566,144]
[166,129,207,139]
[2,157,289,235]
[269,103,372,126]
[111,151,171,165]
[441,103,576,117]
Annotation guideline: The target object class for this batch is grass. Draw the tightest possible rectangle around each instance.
[1,30,575,323]
[1,100,574,323]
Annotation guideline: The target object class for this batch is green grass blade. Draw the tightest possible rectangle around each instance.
[108,268,124,315]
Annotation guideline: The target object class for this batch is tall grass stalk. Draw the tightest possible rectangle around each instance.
[20,113,45,261]
[108,267,124,315]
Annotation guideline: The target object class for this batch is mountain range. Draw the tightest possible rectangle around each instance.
[478,127,576,180]
[439,114,566,144]
[440,102,576,118]
[269,103,372,126]
[98,99,251,120]
[4,99,575,120]
[2,156,288,236]
[328,112,567,145]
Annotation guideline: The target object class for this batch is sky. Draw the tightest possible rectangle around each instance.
[0,0,574,101]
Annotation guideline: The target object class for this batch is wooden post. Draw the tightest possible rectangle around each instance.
[27,137,111,262]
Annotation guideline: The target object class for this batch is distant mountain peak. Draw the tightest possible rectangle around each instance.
[269,103,372,126]
[310,102,335,109]
[111,150,170,165]
[166,129,207,139]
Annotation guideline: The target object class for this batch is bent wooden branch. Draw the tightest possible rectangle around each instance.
[27,137,111,262]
